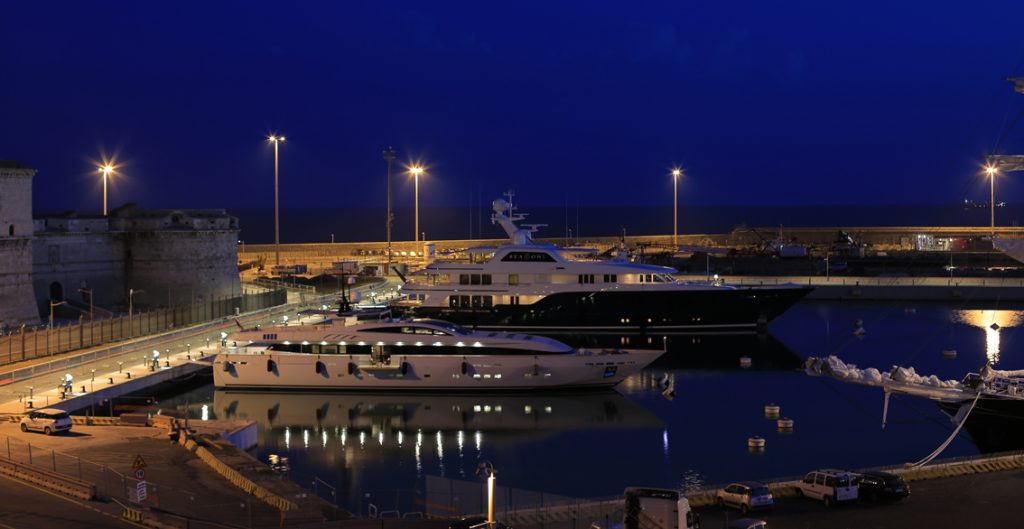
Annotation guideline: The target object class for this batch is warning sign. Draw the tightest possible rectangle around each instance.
[132,454,147,470]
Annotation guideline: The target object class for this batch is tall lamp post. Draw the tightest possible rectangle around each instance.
[408,165,424,242]
[77,287,93,320]
[98,164,114,216]
[383,148,396,275]
[268,135,286,267]
[986,164,998,232]
[128,288,144,338]
[49,300,66,331]
[671,168,682,246]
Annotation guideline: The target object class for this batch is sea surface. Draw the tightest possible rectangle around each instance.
[155,299,1024,514]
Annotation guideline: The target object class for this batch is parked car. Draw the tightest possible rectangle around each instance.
[727,519,767,529]
[19,408,72,435]
[715,481,774,513]
[796,469,858,507]
[858,471,910,502]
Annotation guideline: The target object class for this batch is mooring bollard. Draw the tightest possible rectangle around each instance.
[108,377,114,384]
[126,372,132,379]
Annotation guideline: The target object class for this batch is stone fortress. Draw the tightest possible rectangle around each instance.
[0,160,241,329]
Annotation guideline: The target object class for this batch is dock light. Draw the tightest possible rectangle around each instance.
[986,164,999,230]
[407,164,426,242]
[267,135,286,266]
[670,167,683,246]
[98,164,115,216]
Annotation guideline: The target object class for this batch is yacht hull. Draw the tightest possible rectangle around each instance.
[412,285,812,332]
[213,349,660,390]
[937,397,1024,453]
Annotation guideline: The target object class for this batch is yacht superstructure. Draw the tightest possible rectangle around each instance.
[399,195,811,333]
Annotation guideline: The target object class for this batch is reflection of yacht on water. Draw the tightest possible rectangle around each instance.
[398,194,811,333]
[805,356,1024,453]
[213,390,662,434]
[215,318,664,390]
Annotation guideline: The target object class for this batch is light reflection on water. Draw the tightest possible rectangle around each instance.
[160,302,1024,512]
[950,309,1024,365]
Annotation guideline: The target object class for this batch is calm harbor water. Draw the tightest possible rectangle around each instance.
[157,300,1024,513]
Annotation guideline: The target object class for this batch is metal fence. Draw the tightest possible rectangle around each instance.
[0,289,287,368]
[0,432,302,529]
[422,475,624,529]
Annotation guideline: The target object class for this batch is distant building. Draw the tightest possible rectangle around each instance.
[0,159,241,329]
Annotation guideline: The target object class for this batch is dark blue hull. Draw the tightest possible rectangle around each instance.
[413,286,812,333]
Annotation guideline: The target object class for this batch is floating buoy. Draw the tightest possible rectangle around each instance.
[764,404,780,418]
[347,362,357,375]
[266,359,277,373]
[739,356,753,368]
[942,349,957,360]
[853,326,866,337]
[461,361,469,375]
[315,361,326,375]
[777,417,795,430]
[401,361,409,375]
[747,436,766,453]
[853,318,864,328]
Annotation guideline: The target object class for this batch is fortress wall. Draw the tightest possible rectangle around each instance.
[125,229,241,307]
[0,163,39,327]
[32,232,127,310]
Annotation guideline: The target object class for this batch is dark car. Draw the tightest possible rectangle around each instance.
[858,471,910,502]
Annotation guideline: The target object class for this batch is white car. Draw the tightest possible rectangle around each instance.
[796,469,858,507]
[715,481,774,513]
[19,408,72,435]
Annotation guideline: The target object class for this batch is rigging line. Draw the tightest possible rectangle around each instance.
[907,391,982,468]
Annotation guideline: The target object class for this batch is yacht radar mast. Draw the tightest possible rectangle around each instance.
[491,190,546,245]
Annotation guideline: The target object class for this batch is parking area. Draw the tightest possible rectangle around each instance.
[696,468,1024,528]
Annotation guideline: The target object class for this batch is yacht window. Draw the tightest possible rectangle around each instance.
[471,274,481,285]
[509,295,520,305]
[501,251,556,262]
[578,274,595,284]
[460,274,470,285]
[482,274,492,285]
[603,274,617,283]
[509,274,519,286]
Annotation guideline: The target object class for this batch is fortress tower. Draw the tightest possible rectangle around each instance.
[0,161,41,328]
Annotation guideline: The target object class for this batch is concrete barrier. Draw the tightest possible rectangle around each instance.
[186,440,298,512]
[0,455,96,500]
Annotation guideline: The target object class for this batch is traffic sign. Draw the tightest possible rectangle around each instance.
[132,454,147,470]
[134,468,146,480]
[136,481,147,502]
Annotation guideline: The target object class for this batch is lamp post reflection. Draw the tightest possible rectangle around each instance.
[952,309,1024,365]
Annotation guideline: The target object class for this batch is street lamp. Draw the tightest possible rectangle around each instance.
[671,168,682,246]
[98,164,114,216]
[408,165,425,242]
[77,287,94,320]
[986,164,998,231]
[383,148,396,276]
[128,288,145,338]
[49,300,66,331]
[268,135,286,267]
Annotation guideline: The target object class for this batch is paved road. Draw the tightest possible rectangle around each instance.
[0,473,139,529]
[695,468,1024,529]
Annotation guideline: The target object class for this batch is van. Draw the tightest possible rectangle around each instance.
[797,469,858,506]
[624,487,699,529]
[20,408,72,435]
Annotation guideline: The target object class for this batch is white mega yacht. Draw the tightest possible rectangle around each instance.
[398,195,811,333]
[214,317,664,390]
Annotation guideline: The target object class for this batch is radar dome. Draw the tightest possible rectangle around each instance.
[492,198,510,214]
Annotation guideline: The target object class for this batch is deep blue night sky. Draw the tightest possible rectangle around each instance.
[4,1,1024,214]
